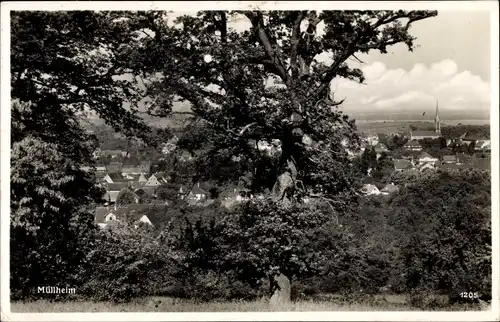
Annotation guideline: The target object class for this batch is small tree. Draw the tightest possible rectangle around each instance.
[135,189,153,204]
[217,198,345,293]
[116,188,137,205]
[157,183,181,201]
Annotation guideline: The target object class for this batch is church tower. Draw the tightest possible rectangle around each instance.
[435,100,441,135]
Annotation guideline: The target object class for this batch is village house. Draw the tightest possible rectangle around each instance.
[144,173,168,187]
[403,140,423,152]
[363,133,379,146]
[102,150,127,159]
[419,162,436,172]
[96,165,107,173]
[105,162,123,174]
[374,143,389,159]
[360,184,380,196]
[95,204,169,230]
[417,152,439,167]
[187,183,209,201]
[410,130,440,141]
[178,185,188,200]
[120,161,151,175]
[102,172,130,184]
[475,140,491,151]
[441,155,458,164]
[103,182,138,204]
[137,173,167,196]
[380,183,399,195]
[393,159,414,172]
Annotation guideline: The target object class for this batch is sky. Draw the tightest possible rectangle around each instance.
[333,10,492,120]
[164,10,492,121]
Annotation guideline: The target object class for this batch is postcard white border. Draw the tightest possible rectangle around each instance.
[1,1,499,322]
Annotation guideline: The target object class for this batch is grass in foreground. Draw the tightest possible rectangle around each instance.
[11,295,485,312]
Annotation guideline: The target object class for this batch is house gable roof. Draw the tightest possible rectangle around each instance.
[419,152,437,159]
[380,184,399,193]
[95,206,112,224]
[106,182,131,191]
[190,185,208,195]
[102,150,124,156]
[106,162,123,173]
[404,140,422,147]
[96,204,170,225]
[394,159,413,170]
[360,184,378,194]
[103,191,120,203]
[442,155,457,162]
[145,174,161,186]
[108,173,127,182]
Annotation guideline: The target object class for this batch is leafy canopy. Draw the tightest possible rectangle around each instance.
[125,10,437,200]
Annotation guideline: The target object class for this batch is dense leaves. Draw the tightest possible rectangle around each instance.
[125,10,437,200]
[116,188,138,205]
[391,170,491,298]
[10,135,102,299]
[11,11,152,142]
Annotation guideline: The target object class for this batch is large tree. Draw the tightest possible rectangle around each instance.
[11,11,156,151]
[128,10,437,204]
[10,12,153,298]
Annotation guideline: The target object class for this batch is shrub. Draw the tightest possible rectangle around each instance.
[81,223,178,303]
[391,170,491,299]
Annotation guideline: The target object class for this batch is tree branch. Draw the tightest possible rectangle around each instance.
[312,11,435,99]
[290,11,308,81]
[244,11,288,82]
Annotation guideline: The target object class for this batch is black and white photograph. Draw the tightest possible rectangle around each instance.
[1,1,498,321]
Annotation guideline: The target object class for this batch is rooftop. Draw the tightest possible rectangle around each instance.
[380,183,399,194]
[419,152,437,159]
[394,159,413,170]
[404,140,422,147]
[411,131,440,137]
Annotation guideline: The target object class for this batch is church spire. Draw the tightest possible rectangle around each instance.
[435,100,441,134]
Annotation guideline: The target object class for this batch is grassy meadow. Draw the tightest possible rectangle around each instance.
[11,295,486,312]
[355,120,433,134]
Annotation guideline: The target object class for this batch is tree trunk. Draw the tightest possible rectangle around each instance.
[269,273,292,310]
[271,153,298,207]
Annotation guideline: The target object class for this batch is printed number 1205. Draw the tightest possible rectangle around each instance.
[460,292,479,299]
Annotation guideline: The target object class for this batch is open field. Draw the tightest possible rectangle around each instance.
[355,120,489,134]
[11,295,485,312]
[355,120,439,134]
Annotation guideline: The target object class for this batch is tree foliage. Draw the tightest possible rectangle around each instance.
[125,10,437,201]
[10,135,102,299]
[389,170,491,298]
[11,11,152,143]
[116,188,138,205]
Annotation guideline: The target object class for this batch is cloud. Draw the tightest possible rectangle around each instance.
[333,59,491,118]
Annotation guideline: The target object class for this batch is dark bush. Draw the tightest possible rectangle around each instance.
[80,222,178,303]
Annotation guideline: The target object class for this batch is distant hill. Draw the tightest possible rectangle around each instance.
[350,111,490,122]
